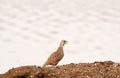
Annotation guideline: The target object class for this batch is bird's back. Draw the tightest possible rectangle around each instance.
[42,40,67,68]
[43,47,64,67]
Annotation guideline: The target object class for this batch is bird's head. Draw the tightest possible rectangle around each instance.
[59,40,67,47]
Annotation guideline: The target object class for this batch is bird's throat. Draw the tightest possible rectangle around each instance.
[59,43,64,47]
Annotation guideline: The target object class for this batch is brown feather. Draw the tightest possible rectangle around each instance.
[42,40,67,68]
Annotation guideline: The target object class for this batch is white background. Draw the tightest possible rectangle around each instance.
[0,0,120,73]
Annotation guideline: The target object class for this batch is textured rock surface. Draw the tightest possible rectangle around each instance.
[1,61,120,78]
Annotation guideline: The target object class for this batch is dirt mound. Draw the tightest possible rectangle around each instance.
[1,61,120,78]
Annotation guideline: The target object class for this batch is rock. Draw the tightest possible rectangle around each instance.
[1,61,120,78]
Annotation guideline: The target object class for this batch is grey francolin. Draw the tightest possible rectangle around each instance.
[42,40,67,68]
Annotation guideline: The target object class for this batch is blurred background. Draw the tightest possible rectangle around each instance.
[0,0,120,73]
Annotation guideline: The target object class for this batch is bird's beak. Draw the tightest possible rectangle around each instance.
[65,41,68,43]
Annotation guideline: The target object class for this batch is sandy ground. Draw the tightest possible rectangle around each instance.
[0,0,120,73]
[1,61,120,78]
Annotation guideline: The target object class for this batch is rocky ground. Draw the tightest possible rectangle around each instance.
[0,61,120,78]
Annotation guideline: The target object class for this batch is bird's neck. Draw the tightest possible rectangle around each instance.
[57,42,64,52]
[57,47,63,52]
[59,42,64,47]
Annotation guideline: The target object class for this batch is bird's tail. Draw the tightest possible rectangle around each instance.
[42,62,47,68]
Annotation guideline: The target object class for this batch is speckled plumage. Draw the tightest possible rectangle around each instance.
[42,40,67,68]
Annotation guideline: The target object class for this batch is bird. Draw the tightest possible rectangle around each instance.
[42,40,67,68]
